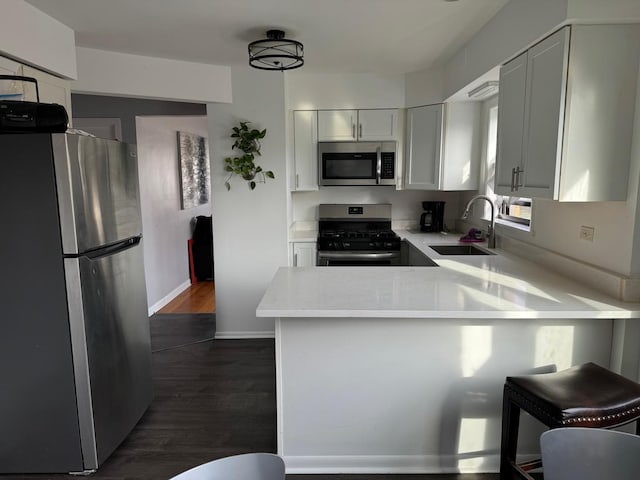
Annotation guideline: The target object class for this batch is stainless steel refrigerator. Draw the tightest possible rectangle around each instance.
[0,133,153,473]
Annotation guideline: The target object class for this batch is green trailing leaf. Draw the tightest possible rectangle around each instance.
[223,120,273,191]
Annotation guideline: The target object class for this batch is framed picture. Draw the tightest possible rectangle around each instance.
[178,131,210,209]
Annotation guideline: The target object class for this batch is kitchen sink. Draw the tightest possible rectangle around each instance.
[428,244,493,256]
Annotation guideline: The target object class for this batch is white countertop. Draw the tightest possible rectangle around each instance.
[289,229,317,242]
[257,230,640,319]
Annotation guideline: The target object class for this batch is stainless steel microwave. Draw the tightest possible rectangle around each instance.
[318,141,396,186]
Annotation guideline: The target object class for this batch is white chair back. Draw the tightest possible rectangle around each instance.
[169,453,285,480]
[541,427,640,480]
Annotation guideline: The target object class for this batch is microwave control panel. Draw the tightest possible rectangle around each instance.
[381,152,395,179]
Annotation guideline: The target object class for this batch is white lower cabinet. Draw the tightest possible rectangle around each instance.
[290,242,317,267]
[404,102,481,190]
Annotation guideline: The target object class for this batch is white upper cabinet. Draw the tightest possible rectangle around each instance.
[318,110,357,141]
[0,57,24,98]
[22,65,73,121]
[318,109,398,141]
[405,103,481,191]
[495,25,640,201]
[357,109,398,141]
[0,58,73,126]
[495,53,527,194]
[405,104,442,190]
[292,110,319,191]
[0,56,23,77]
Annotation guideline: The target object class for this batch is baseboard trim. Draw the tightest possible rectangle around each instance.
[147,279,191,316]
[215,331,275,339]
[281,454,504,474]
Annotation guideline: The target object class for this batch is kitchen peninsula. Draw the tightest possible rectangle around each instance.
[257,233,640,474]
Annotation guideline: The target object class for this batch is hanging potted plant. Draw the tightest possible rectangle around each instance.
[224,121,275,190]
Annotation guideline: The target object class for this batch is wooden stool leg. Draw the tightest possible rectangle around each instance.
[500,387,522,480]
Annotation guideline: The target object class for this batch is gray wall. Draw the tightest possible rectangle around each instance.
[71,94,206,144]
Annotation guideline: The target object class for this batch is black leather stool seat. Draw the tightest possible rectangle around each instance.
[506,362,640,428]
[500,362,640,480]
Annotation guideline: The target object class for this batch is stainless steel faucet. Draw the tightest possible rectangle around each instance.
[462,195,496,248]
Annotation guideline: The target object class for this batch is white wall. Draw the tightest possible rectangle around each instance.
[292,188,463,229]
[405,67,446,107]
[208,67,288,337]
[286,72,406,110]
[1,0,77,78]
[136,116,211,312]
[567,0,640,22]
[444,0,569,99]
[74,47,232,104]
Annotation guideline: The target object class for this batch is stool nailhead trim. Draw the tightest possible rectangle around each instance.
[506,385,640,427]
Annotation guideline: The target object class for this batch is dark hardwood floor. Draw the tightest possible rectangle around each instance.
[4,319,500,480]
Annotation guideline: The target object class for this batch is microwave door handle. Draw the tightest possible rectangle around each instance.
[376,146,382,185]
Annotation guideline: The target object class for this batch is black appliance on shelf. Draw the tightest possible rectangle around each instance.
[0,75,68,133]
[420,201,445,232]
[316,204,402,266]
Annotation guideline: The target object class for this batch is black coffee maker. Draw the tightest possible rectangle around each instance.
[420,201,445,232]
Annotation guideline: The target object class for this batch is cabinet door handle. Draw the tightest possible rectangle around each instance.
[359,123,363,138]
[511,167,517,191]
[351,123,356,139]
[515,167,523,191]
[293,253,298,267]
[296,174,299,189]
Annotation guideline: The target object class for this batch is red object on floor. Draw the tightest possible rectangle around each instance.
[188,239,197,284]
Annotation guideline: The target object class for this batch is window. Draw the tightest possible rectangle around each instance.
[481,96,531,229]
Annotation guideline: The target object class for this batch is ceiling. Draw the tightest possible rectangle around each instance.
[25,0,509,75]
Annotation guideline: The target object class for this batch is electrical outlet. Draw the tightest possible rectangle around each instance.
[579,225,595,242]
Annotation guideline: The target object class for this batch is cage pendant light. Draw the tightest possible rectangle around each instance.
[248,29,304,71]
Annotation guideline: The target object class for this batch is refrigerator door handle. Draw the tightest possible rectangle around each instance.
[65,236,142,260]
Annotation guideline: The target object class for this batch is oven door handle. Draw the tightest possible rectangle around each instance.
[376,146,382,185]
[318,251,400,260]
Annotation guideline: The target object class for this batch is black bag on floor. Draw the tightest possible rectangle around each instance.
[192,215,213,281]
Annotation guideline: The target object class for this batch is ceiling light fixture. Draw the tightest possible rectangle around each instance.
[468,81,499,99]
[248,29,304,71]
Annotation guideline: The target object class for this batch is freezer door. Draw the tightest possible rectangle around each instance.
[65,241,152,469]
[53,134,142,254]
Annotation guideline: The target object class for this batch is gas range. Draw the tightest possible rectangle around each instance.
[318,229,401,251]
[316,204,402,266]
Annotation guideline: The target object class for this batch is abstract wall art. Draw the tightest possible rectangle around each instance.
[177,131,210,209]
